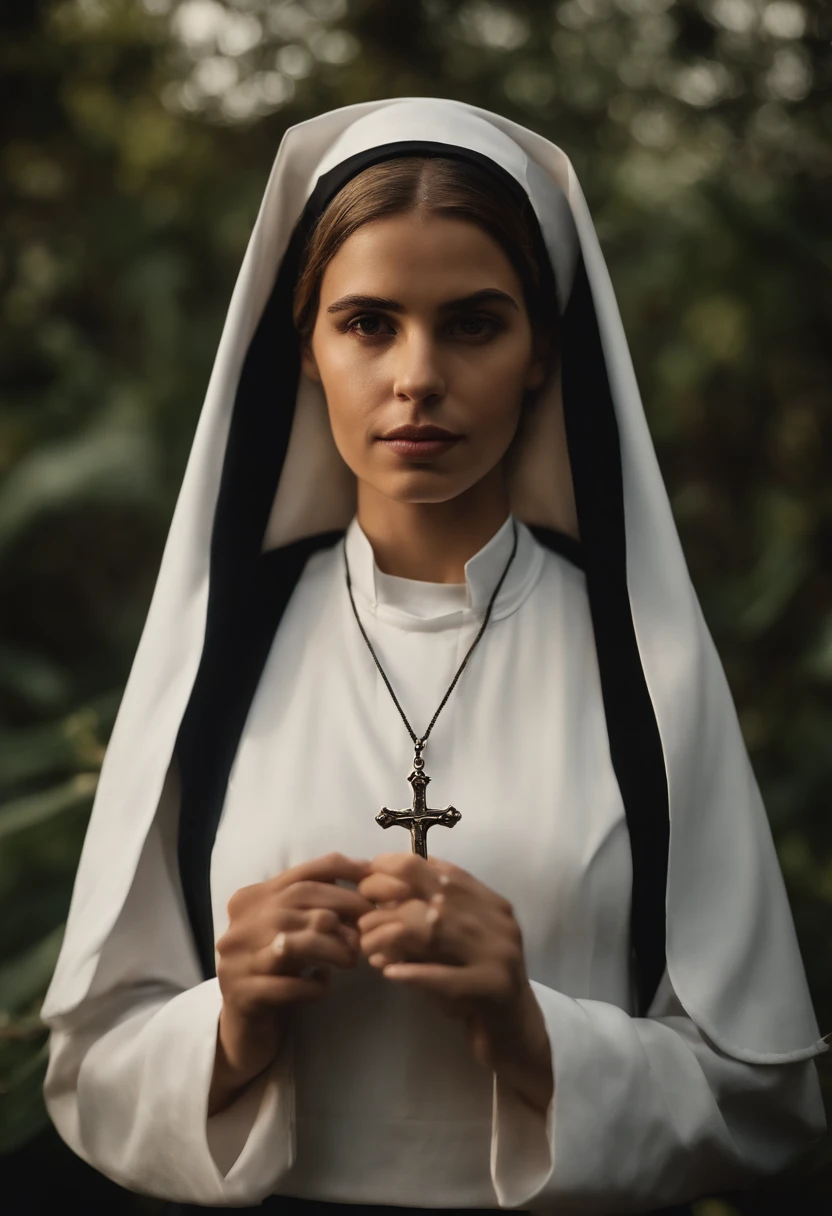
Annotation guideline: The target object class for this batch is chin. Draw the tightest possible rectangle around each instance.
[374,471,486,506]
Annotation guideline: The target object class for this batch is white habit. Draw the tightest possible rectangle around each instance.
[43,513,825,1210]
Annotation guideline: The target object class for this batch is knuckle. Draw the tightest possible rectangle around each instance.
[439,870,459,894]
[388,854,415,879]
[436,861,461,886]
[272,890,301,914]
[226,885,251,920]
[284,880,311,905]
[273,927,294,956]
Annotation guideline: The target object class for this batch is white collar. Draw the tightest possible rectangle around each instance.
[342,512,544,631]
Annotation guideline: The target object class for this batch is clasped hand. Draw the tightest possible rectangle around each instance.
[357,852,540,1074]
[212,850,551,1116]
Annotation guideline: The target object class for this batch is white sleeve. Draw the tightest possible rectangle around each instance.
[489,972,826,1213]
[42,765,296,1206]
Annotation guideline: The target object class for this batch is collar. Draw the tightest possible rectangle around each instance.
[342,512,544,632]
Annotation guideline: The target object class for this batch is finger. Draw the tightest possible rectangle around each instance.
[218,908,308,958]
[366,853,443,901]
[357,897,440,934]
[271,927,360,972]
[305,907,340,935]
[357,873,413,905]
[355,906,399,934]
[426,857,512,913]
[268,852,373,895]
[233,974,329,1011]
[359,898,496,968]
[301,908,360,949]
[278,881,375,922]
[253,927,360,976]
[379,961,496,998]
[362,922,418,965]
[360,900,443,964]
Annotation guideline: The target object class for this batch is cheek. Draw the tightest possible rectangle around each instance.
[318,347,372,402]
[314,348,384,443]
[452,342,532,421]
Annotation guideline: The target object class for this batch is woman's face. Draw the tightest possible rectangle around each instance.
[301,210,546,506]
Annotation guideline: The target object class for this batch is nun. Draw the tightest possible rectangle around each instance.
[41,98,827,1214]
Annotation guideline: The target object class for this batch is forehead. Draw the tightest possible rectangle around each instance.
[317,211,522,298]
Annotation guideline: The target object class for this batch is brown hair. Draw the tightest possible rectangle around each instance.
[292,155,560,381]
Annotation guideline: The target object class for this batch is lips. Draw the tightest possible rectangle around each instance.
[380,425,461,441]
[379,432,462,459]
[377,425,462,461]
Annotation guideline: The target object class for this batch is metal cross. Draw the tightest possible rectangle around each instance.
[376,743,461,859]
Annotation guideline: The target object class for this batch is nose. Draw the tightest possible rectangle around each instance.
[391,330,446,405]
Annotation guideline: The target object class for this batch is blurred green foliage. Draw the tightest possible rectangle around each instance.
[0,0,829,1211]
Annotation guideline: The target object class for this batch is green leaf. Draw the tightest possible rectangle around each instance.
[0,774,97,844]
[0,926,65,1016]
[0,403,160,558]
[0,708,107,794]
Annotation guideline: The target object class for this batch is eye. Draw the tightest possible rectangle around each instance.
[448,314,503,341]
[346,313,395,338]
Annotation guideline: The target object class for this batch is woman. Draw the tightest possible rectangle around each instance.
[41,98,826,1214]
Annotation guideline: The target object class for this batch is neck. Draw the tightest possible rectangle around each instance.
[356,466,511,583]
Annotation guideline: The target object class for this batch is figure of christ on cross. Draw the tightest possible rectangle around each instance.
[376,768,462,859]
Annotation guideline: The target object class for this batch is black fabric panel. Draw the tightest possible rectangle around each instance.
[527,524,584,572]
[174,139,670,1017]
[560,253,669,1015]
[305,140,535,214]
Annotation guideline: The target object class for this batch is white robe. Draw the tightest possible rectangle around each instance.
[43,513,825,1211]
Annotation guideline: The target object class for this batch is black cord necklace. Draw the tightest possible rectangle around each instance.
[343,518,518,858]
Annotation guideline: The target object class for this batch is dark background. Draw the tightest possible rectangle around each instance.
[0,1,830,1212]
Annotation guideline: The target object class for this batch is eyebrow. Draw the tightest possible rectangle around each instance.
[325,288,519,315]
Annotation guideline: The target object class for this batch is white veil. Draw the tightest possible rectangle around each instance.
[42,98,826,1066]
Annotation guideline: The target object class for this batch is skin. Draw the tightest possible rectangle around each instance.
[302,210,547,582]
[210,211,553,1120]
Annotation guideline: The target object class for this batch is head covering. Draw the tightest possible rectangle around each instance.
[43,98,825,1064]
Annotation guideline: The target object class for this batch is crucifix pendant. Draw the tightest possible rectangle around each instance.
[375,738,461,859]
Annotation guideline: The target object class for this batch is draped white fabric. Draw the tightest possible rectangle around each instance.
[44,517,825,1208]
